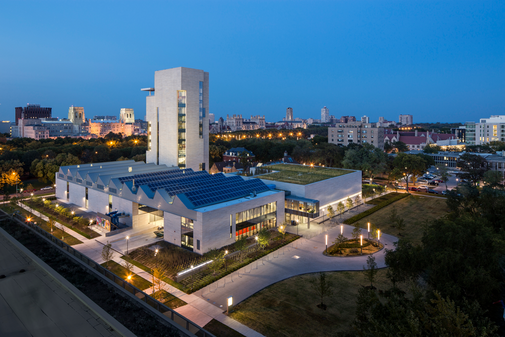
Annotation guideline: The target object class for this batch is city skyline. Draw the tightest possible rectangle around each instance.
[0,1,503,123]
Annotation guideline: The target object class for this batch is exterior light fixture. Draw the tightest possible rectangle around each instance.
[325,234,328,253]
[227,296,233,314]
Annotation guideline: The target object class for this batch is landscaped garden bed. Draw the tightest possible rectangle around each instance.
[152,289,187,310]
[100,260,152,291]
[127,230,300,293]
[22,197,100,239]
[324,238,383,256]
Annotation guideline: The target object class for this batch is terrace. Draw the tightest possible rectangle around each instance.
[258,164,352,185]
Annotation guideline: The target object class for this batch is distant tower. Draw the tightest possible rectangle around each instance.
[144,67,209,171]
[321,106,329,123]
[208,113,215,124]
[361,115,370,123]
[120,108,135,123]
[399,114,413,125]
[286,107,293,121]
[68,106,85,126]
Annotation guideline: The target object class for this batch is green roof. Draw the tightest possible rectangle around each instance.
[259,164,352,185]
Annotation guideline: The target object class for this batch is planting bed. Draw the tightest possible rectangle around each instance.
[324,239,383,256]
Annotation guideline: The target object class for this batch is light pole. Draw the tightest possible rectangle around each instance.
[325,234,328,253]
[225,250,228,272]
[377,229,381,246]
[340,224,343,235]
[126,236,130,255]
[367,222,370,239]
[360,234,363,255]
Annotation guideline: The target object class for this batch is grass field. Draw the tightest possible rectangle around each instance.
[260,164,351,185]
[231,269,392,337]
[231,195,451,335]
[0,204,82,245]
[352,194,450,245]
[101,260,152,291]
[365,192,403,205]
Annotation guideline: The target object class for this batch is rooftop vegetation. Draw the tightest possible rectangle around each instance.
[259,164,351,185]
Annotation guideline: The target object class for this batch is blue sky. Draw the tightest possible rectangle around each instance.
[0,0,503,123]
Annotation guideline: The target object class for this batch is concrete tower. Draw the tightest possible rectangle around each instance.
[144,67,209,171]
[68,106,85,126]
[321,106,329,123]
[286,107,293,121]
[120,108,135,124]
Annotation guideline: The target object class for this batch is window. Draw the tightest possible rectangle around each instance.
[177,90,187,168]
[197,240,200,250]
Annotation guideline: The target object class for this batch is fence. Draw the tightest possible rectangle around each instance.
[11,213,214,337]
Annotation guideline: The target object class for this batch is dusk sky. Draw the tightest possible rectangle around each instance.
[1,1,503,124]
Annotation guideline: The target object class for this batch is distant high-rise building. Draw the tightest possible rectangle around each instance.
[68,106,85,126]
[208,113,215,124]
[286,107,293,121]
[361,115,370,123]
[399,114,413,125]
[144,67,209,171]
[120,108,135,124]
[15,104,51,125]
[329,122,385,149]
[321,106,329,123]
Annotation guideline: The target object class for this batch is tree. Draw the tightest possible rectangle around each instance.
[352,223,362,240]
[423,145,441,154]
[483,170,503,187]
[363,255,378,288]
[388,207,398,228]
[436,164,452,190]
[395,217,406,235]
[457,153,489,186]
[393,153,428,186]
[354,195,361,207]
[342,144,387,183]
[337,202,345,219]
[392,141,409,153]
[388,168,403,192]
[235,236,248,260]
[101,243,114,270]
[278,223,287,240]
[332,234,347,254]
[327,205,335,221]
[257,228,271,250]
[48,218,55,233]
[2,169,21,191]
[123,259,134,276]
[152,267,164,299]
[346,197,353,211]
[311,272,333,310]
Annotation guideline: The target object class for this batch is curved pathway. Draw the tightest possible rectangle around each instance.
[194,224,397,309]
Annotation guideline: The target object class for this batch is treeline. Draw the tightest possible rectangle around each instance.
[0,133,147,184]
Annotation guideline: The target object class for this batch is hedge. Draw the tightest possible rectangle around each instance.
[343,193,410,224]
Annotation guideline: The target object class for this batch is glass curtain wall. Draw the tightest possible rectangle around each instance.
[181,217,194,248]
[235,202,277,240]
[178,90,187,168]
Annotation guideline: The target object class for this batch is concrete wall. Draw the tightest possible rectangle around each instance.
[55,177,66,200]
[198,191,285,254]
[131,202,149,229]
[68,182,85,207]
[111,195,133,216]
[164,212,182,247]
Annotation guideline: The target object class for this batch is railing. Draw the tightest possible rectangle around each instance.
[11,213,214,337]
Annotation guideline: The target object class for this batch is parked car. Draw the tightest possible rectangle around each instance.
[408,187,419,191]
[427,189,439,194]
[428,181,439,186]
[23,189,36,193]
[417,179,429,184]
[433,179,443,183]
[394,185,406,190]
[40,186,53,191]
[154,230,164,238]
[417,185,429,191]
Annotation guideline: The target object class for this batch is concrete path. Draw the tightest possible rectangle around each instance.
[194,225,396,309]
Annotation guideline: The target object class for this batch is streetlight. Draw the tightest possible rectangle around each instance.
[127,275,132,283]
[340,224,343,235]
[360,234,363,255]
[377,229,381,245]
[224,250,229,272]
[126,236,130,255]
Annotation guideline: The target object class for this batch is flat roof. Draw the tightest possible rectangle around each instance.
[259,164,352,185]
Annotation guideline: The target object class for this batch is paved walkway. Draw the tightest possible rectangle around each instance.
[193,225,396,309]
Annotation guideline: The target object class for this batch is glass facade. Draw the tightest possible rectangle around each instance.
[235,202,277,239]
[177,90,187,168]
[181,216,194,248]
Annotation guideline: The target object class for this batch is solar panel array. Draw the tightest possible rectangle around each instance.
[117,168,270,208]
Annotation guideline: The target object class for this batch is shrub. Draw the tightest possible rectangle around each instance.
[343,193,409,224]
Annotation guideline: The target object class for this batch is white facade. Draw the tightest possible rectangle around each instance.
[399,114,413,125]
[68,106,85,126]
[286,107,293,121]
[474,115,505,145]
[361,115,370,123]
[120,108,135,124]
[321,106,329,123]
[145,67,209,171]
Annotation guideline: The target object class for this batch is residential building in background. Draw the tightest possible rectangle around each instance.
[144,67,209,171]
[475,115,505,145]
[339,116,356,123]
[361,115,370,123]
[286,107,293,121]
[321,106,329,123]
[119,108,135,124]
[465,121,476,145]
[223,147,255,162]
[384,129,459,151]
[208,113,215,124]
[0,121,13,135]
[399,114,413,125]
[15,104,51,125]
[328,122,385,149]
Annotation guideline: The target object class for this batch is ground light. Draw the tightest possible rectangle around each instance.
[340,224,343,235]
[367,222,370,239]
[378,230,381,244]
[227,296,233,314]
[325,234,328,253]
[225,250,229,272]
[360,234,363,255]
[127,275,132,282]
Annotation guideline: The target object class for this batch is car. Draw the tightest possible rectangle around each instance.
[433,179,443,183]
[427,189,439,194]
[417,185,429,191]
[428,181,439,186]
[408,187,419,191]
[394,185,406,190]
[154,230,164,238]
[417,179,429,184]
[40,186,53,191]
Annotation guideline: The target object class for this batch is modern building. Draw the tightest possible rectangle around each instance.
[120,108,135,124]
[144,67,209,171]
[321,107,329,123]
[0,121,13,135]
[399,114,413,125]
[41,119,75,137]
[361,115,370,123]
[286,107,293,121]
[15,104,51,125]
[471,115,505,145]
[328,122,385,149]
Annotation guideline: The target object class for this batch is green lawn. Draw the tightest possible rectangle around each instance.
[351,194,450,245]
[101,260,152,291]
[0,204,82,245]
[259,164,351,185]
[231,269,393,337]
[365,192,403,205]
[204,319,246,337]
[152,289,187,309]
